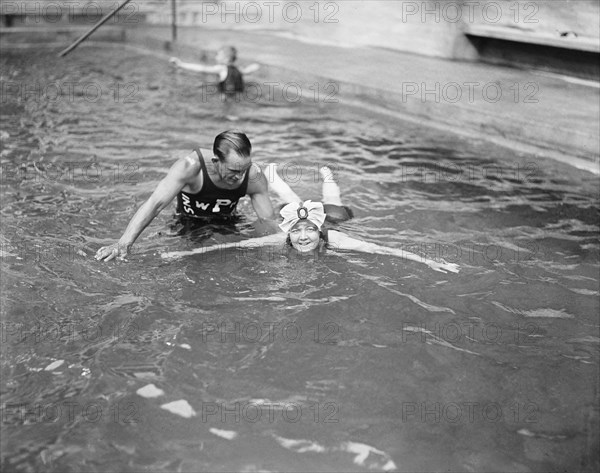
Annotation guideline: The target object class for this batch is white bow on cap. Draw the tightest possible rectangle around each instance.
[279,200,327,233]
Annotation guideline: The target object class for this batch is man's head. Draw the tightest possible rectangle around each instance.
[212,130,252,185]
[216,46,237,65]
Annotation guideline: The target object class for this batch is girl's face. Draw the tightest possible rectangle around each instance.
[289,220,321,253]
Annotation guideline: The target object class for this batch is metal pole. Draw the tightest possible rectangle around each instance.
[58,0,134,57]
[171,0,177,42]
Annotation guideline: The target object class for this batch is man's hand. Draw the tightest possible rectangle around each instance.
[95,242,130,262]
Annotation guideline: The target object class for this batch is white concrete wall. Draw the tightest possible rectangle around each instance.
[143,1,468,57]
[142,1,599,58]
[3,1,598,58]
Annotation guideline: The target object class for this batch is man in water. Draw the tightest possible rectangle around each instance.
[169,46,260,95]
[95,130,278,262]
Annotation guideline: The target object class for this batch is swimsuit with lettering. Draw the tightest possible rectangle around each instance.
[176,149,249,218]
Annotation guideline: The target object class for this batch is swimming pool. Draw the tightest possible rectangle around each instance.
[1,44,598,472]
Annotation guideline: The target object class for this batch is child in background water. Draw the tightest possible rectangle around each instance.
[170,46,260,94]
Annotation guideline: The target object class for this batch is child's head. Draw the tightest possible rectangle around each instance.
[216,46,237,65]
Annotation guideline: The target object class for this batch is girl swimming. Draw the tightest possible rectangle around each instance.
[162,165,459,274]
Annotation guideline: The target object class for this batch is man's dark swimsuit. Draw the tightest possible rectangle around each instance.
[218,65,244,94]
[176,149,249,219]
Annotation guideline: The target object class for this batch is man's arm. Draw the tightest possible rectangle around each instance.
[246,164,280,235]
[95,153,199,262]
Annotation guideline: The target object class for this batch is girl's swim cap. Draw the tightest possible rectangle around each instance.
[279,200,326,233]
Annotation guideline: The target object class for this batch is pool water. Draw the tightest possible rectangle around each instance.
[1,45,598,472]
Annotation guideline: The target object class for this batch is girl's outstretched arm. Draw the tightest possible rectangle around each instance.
[162,232,286,260]
[327,230,459,273]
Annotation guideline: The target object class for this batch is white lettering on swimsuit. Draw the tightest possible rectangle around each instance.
[212,199,234,213]
[182,193,194,214]
[183,196,236,214]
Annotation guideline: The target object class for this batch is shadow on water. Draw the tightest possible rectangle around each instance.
[1,45,599,472]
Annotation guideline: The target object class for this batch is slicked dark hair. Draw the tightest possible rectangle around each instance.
[213,130,252,161]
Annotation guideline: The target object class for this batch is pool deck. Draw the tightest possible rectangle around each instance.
[3,23,599,173]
